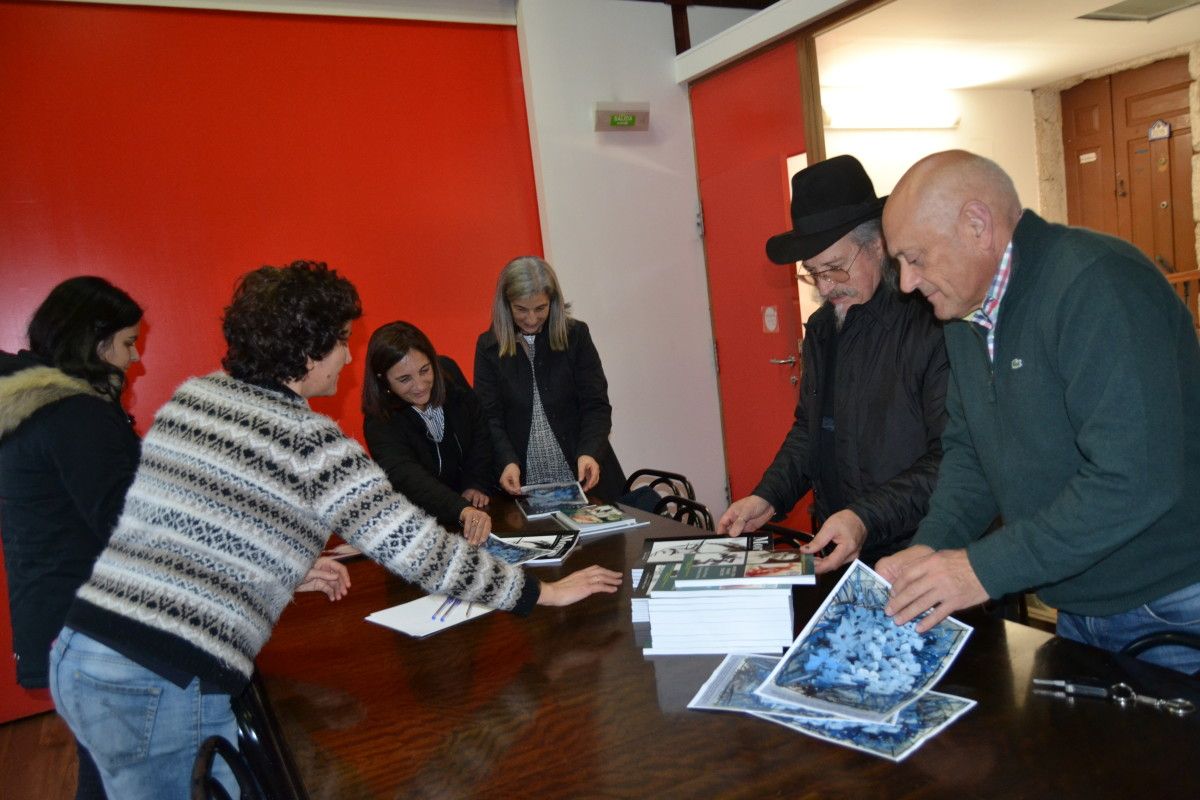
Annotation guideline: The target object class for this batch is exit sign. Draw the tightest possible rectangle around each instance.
[595,102,649,132]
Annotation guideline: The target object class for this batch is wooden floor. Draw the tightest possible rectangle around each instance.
[0,711,78,800]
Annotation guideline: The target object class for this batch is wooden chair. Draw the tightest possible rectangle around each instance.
[623,469,696,501]
[652,495,714,531]
[231,669,310,799]
[1120,631,1200,678]
[190,735,263,800]
[1167,269,1200,333]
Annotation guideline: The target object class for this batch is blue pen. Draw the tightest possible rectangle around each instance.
[431,596,453,620]
[440,598,460,621]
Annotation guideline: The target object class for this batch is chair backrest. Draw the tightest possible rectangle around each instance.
[1119,631,1200,678]
[623,468,695,501]
[231,669,311,800]
[1167,269,1200,333]
[653,494,714,531]
[191,735,263,800]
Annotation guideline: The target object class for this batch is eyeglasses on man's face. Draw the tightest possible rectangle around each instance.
[798,245,863,286]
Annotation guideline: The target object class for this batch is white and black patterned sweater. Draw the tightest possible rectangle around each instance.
[67,373,537,693]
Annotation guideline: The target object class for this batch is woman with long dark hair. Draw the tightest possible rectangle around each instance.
[474,256,625,501]
[362,321,494,544]
[0,276,143,799]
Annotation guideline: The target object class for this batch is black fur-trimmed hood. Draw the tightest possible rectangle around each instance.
[0,352,101,439]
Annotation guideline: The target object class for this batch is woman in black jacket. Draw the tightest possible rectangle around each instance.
[474,256,624,502]
[0,276,143,800]
[362,321,494,544]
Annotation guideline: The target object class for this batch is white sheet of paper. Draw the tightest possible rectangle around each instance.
[365,594,493,638]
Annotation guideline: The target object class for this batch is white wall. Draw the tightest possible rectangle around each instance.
[516,0,727,509]
[824,89,1040,210]
[686,6,756,47]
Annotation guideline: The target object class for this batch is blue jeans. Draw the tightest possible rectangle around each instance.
[1057,581,1200,675]
[49,628,239,800]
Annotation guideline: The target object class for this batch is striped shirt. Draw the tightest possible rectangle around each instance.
[965,240,1014,362]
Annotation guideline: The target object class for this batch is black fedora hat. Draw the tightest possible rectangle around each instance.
[765,154,885,264]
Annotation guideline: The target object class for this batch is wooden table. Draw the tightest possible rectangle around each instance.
[257,505,1200,799]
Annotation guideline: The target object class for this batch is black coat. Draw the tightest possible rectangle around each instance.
[474,319,625,502]
[0,351,139,688]
[752,284,948,563]
[363,357,494,529]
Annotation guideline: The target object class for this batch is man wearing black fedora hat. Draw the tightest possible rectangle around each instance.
[718,155,948,574]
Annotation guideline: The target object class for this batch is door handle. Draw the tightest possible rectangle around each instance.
[769,355,797,365]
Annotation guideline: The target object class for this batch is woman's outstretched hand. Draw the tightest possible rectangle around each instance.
[536,565,622,606]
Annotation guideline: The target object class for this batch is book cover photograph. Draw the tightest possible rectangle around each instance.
[674,548,815,587]
[638,533,774,567]
[487,533,579,566]
[553,503,646,535]
[516,480,588,519]
[481,535,558,565]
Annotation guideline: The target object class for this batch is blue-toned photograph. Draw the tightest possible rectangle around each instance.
[689,654,837,720]
[756,561,972,722]
[481,536,553,565]
[756,691,976,762]
[517,481,588,518]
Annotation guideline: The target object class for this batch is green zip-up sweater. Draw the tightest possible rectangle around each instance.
[914,211,1200,616]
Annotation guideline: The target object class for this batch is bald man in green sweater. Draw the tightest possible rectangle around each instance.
[877,150,1200,674]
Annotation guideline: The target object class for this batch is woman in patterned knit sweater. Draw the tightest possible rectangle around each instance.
[474,256,625,502]
[49,261,621,799]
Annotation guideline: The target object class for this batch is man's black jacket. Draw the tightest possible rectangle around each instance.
[753,283,948,563]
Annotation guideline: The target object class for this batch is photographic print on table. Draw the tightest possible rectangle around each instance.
[516,480,588,519]
[491,533,579,566]
[481,535,557,565]
[689,654,840,721]
[755,690,977,762]
[755,560,973,723]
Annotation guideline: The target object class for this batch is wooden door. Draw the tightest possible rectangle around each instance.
[1061,76,1119,235]
[1112,56,1195,274]
[689,37,811,528]
[1063,56,1195,274]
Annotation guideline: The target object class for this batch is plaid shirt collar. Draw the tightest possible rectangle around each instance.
[965,240,1014,331]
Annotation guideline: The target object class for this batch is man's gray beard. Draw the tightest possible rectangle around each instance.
[834,303,848,330]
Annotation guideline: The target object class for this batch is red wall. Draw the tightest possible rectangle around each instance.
[0,0,541,721]
[690,39,813,531]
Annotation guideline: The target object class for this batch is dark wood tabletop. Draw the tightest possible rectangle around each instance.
[256,503,1200,799]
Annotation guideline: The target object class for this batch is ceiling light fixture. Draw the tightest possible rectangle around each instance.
[1080,0,1200,21]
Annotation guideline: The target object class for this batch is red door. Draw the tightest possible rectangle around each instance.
[690,38,813,529]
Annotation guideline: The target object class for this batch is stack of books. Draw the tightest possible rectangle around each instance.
[687,561,976,762]
[631,533,814,655]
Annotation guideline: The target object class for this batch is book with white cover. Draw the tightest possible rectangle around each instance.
[673,549,815,588]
